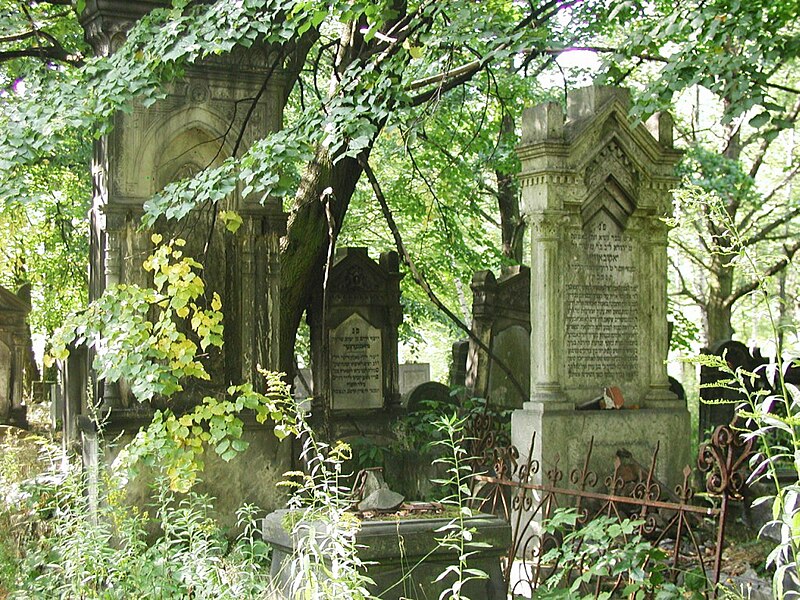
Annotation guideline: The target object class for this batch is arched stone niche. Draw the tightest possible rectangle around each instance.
[84,7,289,408]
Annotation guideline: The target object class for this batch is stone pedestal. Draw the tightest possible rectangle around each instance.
[513,86,690,497]
[263,510,510,600]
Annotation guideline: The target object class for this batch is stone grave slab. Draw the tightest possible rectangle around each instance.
[329,313,384,410]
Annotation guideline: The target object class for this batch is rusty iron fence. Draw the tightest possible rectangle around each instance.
[466,415,754,598]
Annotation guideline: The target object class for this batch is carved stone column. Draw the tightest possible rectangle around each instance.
[528,213,570,407]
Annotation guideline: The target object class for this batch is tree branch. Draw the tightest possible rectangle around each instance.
[740,205,800,248]
[408,0,582,106]
[669,254,706,306]
[725,241,800,307]
[747,97,800,179]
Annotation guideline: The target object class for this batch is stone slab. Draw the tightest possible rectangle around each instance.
[329,313,383,410]
[263,511,510,600]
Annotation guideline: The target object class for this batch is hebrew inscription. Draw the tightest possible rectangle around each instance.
[329,313,383,410]
[566,215,639,380]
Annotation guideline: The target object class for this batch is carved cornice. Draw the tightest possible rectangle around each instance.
[80,1,167,55]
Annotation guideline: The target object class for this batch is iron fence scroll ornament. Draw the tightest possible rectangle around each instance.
[467,414,754,598]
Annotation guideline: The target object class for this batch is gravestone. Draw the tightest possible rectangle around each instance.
[57,343,88,448]
[0,285,31,427]
[398,363,431,396]
[406,381,454,413]
[313,248,403,415]
[329,313,385,410]
[512,85,690,492]
[698,340,752,440]
[467,266,530,408]
[697,341,800,441]
[293,368,313,399]
[79,1,290,518]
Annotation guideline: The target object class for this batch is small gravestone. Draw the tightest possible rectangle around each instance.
[467,266,530,408]
[512,85,690,494]
[0,285,31,427]
[398,363,431,396]
[317,248,403,414]
[406,381,454,413]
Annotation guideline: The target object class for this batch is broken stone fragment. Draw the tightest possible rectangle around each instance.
[357,488,405,513]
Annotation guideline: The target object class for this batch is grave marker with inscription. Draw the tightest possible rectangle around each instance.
[313,248,403,415]
[566,215,639,384]
[511,85,691,495]
[329,313,383,410]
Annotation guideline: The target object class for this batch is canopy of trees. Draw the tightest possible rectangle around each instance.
[1,0,799,373]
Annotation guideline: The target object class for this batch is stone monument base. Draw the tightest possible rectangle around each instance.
[509,402,690,557]
[80,408,292,529]
[512,402,691,493]
[263,510,510,600]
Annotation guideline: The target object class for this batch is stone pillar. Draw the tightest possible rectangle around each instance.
[528,215,570,407]
[100,213,123,409]
[645,217,677,405]
[0,288,31,427]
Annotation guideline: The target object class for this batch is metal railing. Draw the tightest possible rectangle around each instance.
[466,415,754,598]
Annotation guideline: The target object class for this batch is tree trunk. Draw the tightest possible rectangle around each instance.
[495,113,523,262]
[703,103,740,345]
[278,148,368,377]
[705,254,736,344]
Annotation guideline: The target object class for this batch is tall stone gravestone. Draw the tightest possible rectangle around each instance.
[82,1,287,403]
[467,266,530,409]
[312,248,403,437]
[0,286,31,427]
[79,1,290,517]
[512,86,690,489]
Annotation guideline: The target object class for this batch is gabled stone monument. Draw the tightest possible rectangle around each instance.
[311,247,403,425]
[466,266,530,408]
[512,86,690,487]
[79,1,290,516]
[0,285,31,426]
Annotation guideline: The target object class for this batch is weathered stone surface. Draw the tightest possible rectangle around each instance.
[78,3,290,520]
[467,266,530,408]
[398,363,431,395]
[329,313,383,410]
[512,85,691,506]
[357,488,405,513]
[450,340,469,389]
[406,381,453,413]
[263,511,510,600]
[314,248,403,413]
